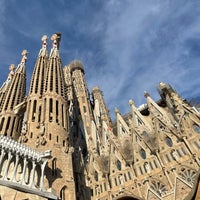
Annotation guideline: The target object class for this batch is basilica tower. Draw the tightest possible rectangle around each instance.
[21,33,75,199]
[0,51,27,140]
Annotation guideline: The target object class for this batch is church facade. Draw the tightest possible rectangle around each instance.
[0,33,200,200]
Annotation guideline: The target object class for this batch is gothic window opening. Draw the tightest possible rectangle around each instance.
[124,173,127,181]
[52,158,57,176]
[38,106,41,122]
[165,154,171,162]
[114,178,117,186]
[49,98,53,122]
[149,162,153,170]
[55,64,59,94]
[44,98,46,121]
[142,131,148,137]
[100,184,103,192]
[139,148,146,159]
[62,104,64,127]
[0,117,5,131]
[56,101,59,123]
[5,117,11,135]
[40,61,44,95]
[165,136,173,147]
[181,147,187,155]
[104,182,107,191]
[83,106,86,113]
[50,62,53,91]
[10,117,16,137]
[32,100,37,121]
[94,171,98,181]
[176,149,182,157]
[194,141,200,149]
[139,166,143,175]
[128,171,131,180]
[153,160,158,168]
[116,160,121,170]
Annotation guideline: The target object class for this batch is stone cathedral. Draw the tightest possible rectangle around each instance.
[0,33,200,200]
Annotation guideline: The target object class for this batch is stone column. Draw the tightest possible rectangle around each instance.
[11,153,19,182]
[20,157,28,184]
[29,160,36,188]
[0,149,6,176]
[3,151,13,180]
[40,159,48,191]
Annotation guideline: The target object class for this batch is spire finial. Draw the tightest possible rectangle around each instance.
[41,35,48,48]
[129,99,134,106]
[21,50,28,64]
[115,107,119,114]
[144,91,150,98]
[51,33,61,49]
[51,34,58,48]
[7,64,15,80]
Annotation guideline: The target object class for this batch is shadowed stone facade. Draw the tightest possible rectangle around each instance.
[0,33,200,200]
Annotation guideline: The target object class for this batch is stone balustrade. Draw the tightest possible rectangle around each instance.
[0,134,58,199]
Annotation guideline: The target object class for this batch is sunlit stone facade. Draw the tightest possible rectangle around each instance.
[0,33,200,200]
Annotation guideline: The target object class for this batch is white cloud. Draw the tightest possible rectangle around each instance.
[85,0,200,119]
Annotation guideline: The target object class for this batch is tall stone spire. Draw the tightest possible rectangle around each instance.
[0,50,27,139]
[25,35,49,141]
[92,86,111,126]
[29,35,48,96]
[22,33,75,199]
[43,33,68,128]
[0,64,15,112]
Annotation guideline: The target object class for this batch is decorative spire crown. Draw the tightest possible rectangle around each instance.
[21,50,28,64]
[51,33,61,49]
[41,35,48,48]
[7,64,15,81]
[50,33,61,57]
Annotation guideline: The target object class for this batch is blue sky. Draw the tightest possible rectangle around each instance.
[0,0,200,119]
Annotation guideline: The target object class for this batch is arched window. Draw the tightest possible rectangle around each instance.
[52,158,57,176]
[116,160,121,170]
[32,100,37,121]
[165,137,173,147]
[0,117,5,131]
[38,106,41,122]
[139,148,146,159]
[94,171,98,181]
[142,131,148,137]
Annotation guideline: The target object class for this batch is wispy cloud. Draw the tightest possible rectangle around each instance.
[85,0,200,118]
